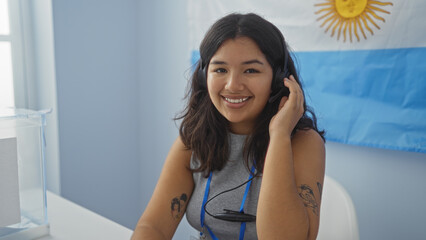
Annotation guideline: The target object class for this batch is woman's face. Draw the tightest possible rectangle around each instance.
[207,36,273,134]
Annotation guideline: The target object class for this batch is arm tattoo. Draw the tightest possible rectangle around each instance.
[317,181,323,200]
[298,184,319,216]
[171,193,188,220]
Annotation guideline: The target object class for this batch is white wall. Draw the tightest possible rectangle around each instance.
[50,0,426,239]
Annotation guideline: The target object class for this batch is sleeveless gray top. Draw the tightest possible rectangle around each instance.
[186,133,262,239]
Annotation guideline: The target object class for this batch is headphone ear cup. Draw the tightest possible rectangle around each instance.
[197,65,207,89]
[273,69,286,90]
[269,68,290,103]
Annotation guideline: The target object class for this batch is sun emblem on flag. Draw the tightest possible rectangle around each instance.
[315,0,393,42]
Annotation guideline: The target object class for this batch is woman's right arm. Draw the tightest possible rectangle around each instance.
[131,136,194,240]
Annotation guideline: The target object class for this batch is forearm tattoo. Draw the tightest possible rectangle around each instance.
[298,184,319,216]
[170,193,188,220]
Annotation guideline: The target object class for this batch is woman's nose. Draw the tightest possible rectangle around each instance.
[225,72,244,92]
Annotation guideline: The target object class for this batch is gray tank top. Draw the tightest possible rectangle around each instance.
[186,133,262,239]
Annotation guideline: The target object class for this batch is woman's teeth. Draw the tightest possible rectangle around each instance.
[224,97,249,103]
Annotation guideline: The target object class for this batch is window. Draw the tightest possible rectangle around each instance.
[0,0,27,108]
[0,0,13,107]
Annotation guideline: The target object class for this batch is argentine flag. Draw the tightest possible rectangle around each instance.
[188,0,426,153]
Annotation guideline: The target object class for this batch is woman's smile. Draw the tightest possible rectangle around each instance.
[223,96,250,104]
[222,95,252,109]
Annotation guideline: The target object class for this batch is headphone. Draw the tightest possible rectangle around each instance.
[197,40,290,103]
[269,48,290,103]
[197,63,208,89]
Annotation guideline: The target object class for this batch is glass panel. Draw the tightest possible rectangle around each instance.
[0,0,10,35]
[0,41,14,107]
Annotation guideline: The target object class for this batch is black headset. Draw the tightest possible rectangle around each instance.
[197,40,290,103]
[269,47,290,103]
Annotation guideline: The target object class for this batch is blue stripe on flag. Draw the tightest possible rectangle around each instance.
[190,48,426,153]
[295,47,426,153]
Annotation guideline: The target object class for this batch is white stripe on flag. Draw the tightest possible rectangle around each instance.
[188,0,426,52]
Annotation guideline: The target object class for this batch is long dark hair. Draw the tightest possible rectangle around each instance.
[176,13,325,177]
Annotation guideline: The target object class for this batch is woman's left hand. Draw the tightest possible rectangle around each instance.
[269,75,304,139]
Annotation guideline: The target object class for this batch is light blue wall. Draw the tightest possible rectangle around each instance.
[326,142,426,240]
[51,0,426,239]
[137,0,190,211]
[52,0,141,228]
[136,1,195,238]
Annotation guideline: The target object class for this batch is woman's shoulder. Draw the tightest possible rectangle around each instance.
[169,136,193,168]
[292,129,324,145]
[174,135,191,151]
[291,129,325,163]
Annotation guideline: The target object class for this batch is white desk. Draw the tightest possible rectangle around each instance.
[36,191,133,240]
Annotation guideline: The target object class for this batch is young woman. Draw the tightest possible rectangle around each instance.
[132,13,325,240]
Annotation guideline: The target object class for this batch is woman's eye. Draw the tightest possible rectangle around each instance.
[214,68,227,73]
[245,68,259,73]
